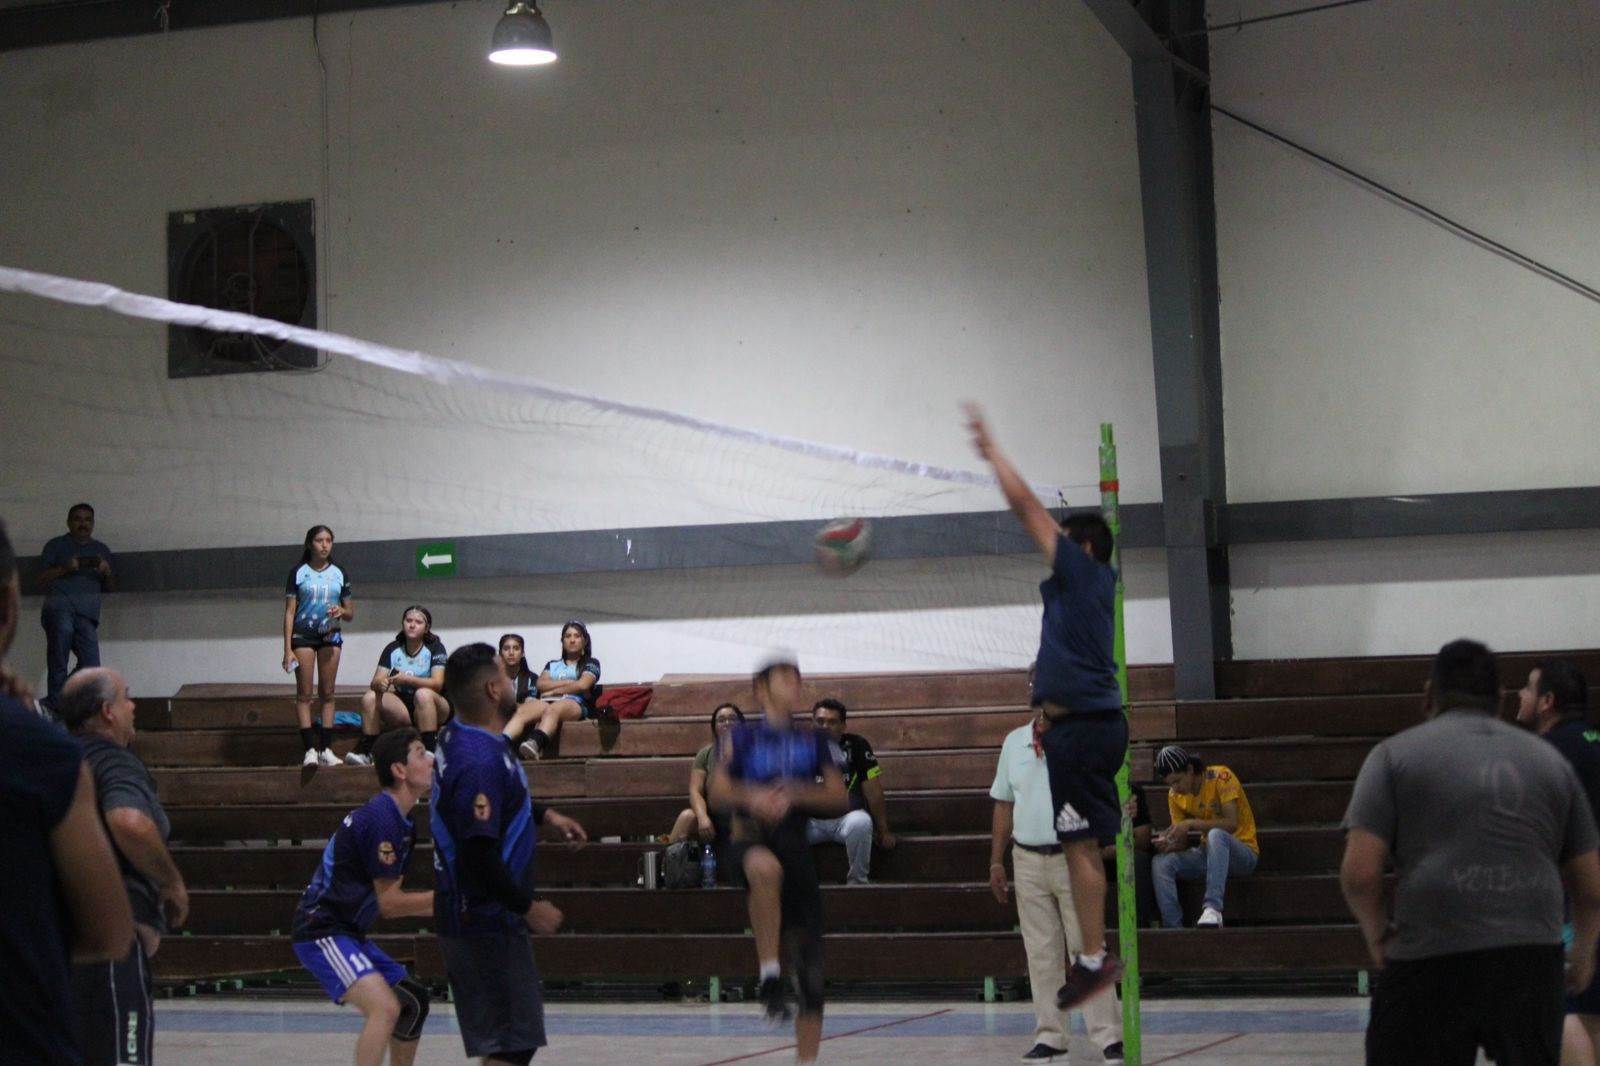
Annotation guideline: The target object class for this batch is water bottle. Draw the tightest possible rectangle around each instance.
[700,844,717,889]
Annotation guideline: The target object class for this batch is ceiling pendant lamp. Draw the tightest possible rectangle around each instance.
[489,1,557,67]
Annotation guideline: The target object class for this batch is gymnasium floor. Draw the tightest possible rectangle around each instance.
[155,996,1370,1063]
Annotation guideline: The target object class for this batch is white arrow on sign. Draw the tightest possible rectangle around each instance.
[421,553,454,569]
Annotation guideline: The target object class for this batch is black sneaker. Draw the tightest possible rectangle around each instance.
[1102,1041,1125,1063]
[758,976,792,1023]
[1020,1043,1067,1061]
[1056,952,1123,1010]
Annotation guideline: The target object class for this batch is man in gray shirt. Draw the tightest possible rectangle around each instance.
[60,667,187,1066]
[1342,639,1600,1065]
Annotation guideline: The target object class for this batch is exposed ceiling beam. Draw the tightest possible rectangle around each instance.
[1,0,451,51]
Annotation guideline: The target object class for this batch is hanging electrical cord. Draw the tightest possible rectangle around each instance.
[1177,0,1378,38]
[1211,104,1600,308]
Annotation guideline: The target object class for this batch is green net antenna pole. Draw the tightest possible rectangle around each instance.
[1101,422,1141,1066]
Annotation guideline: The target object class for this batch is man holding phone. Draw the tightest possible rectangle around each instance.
[37,503,114,710]
[1150,746,1259,929]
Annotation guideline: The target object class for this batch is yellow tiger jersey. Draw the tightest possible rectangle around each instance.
[1168,764,1258,853]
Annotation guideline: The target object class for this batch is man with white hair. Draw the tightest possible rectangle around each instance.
[59,666,187,1065]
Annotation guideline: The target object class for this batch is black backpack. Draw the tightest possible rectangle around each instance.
[662,840,704,889]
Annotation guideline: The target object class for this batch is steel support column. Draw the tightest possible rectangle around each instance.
[1084,0,1231,697]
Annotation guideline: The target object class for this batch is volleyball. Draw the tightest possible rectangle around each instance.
[813,517,872,575]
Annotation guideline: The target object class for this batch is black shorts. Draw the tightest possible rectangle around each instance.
[72,939,153,1065]
[1041,709,1127,846]
[1369,944,1563,1065]
[291,631,343,650]
[728,818,825,1012]
[440,930,548,1059]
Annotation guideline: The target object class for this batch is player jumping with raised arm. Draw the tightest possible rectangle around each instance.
[966,404,1126,1008]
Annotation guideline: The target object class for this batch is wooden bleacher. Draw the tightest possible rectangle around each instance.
[134,650,1600,990]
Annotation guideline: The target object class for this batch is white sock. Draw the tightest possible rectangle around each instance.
[759,960,780,983]
[1079,949,1106,972]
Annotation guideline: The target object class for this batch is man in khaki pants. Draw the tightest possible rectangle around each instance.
[990,708,1124,1063]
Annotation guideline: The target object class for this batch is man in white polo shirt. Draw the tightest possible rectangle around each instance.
[990,707,1124,1063]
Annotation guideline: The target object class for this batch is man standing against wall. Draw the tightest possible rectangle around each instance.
[991,707,1124,1063]
[1342,639,1600,1064]
[37,503,114,710]
[968,406,1126,1007]
[0,517,134,1064]
[59,667,188,1066]
[807,698,896,884]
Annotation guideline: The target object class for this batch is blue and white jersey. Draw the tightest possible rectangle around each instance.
[292,792,415,940]
[431,721,537,936]
[285,563,352,639]
[542,656,600,711]
[379,635,447,678]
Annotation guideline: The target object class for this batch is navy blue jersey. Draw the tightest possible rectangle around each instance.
[379,635,448,678]
[0,698,84,1065]
[1546,715,1600,825]
[431,720,537,936]
[725,718,835,787]
[1031,533,1122,713]
[292,792,416,940]
[285,562,352,640]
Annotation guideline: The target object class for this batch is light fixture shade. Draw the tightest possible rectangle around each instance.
[489,2,557,66]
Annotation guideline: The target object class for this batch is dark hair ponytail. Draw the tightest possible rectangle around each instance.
[395,605,433,645]
[300,525,335,565]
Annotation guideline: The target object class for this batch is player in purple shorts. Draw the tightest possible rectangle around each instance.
[292,728,436,1066]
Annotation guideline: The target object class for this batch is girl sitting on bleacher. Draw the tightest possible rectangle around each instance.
[503,620,601,759]
[498,632,538,703]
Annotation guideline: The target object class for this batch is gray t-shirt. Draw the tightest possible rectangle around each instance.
[81,734,171,933]
[1344,708,1599,961]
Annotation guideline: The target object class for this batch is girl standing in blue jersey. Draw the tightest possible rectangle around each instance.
[283,525,355,767]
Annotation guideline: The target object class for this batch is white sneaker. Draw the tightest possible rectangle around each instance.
[317,748,341,767]
[1196,906,1224,928]
[301,748,319,768]
[519,738,542,761]
[344,751,372,766]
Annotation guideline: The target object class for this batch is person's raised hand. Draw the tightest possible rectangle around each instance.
[963,403,996,462]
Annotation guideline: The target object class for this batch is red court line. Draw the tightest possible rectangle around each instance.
[1146,1032,1247,1064]
[695,1007,955,1066]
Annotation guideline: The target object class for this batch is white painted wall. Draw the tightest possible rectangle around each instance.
[10,550,1174,696]
[1210,0,1600,662]
[0,2,1173,692]
[1211,0,1600,503]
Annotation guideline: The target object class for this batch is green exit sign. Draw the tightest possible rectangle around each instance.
[416,541,457,578]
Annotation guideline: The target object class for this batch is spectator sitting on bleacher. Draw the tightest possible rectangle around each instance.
[807,698,896,884]
[503,621,601,760]
[1102,784,1158,928]
[347,606,448,764]
[1150,746,1259,929]
[671,702,745,845]
[498,633,538,703]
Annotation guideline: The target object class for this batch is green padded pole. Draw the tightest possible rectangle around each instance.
[1101,422,1141,1066]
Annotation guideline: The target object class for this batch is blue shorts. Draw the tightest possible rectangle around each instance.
[292,630,344,650]
[1042,709,1128,846]
[293,935,407,1003]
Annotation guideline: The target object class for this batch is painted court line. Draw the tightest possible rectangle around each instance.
[695,1007,955,1066]
[1147,1032,1247,1063]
